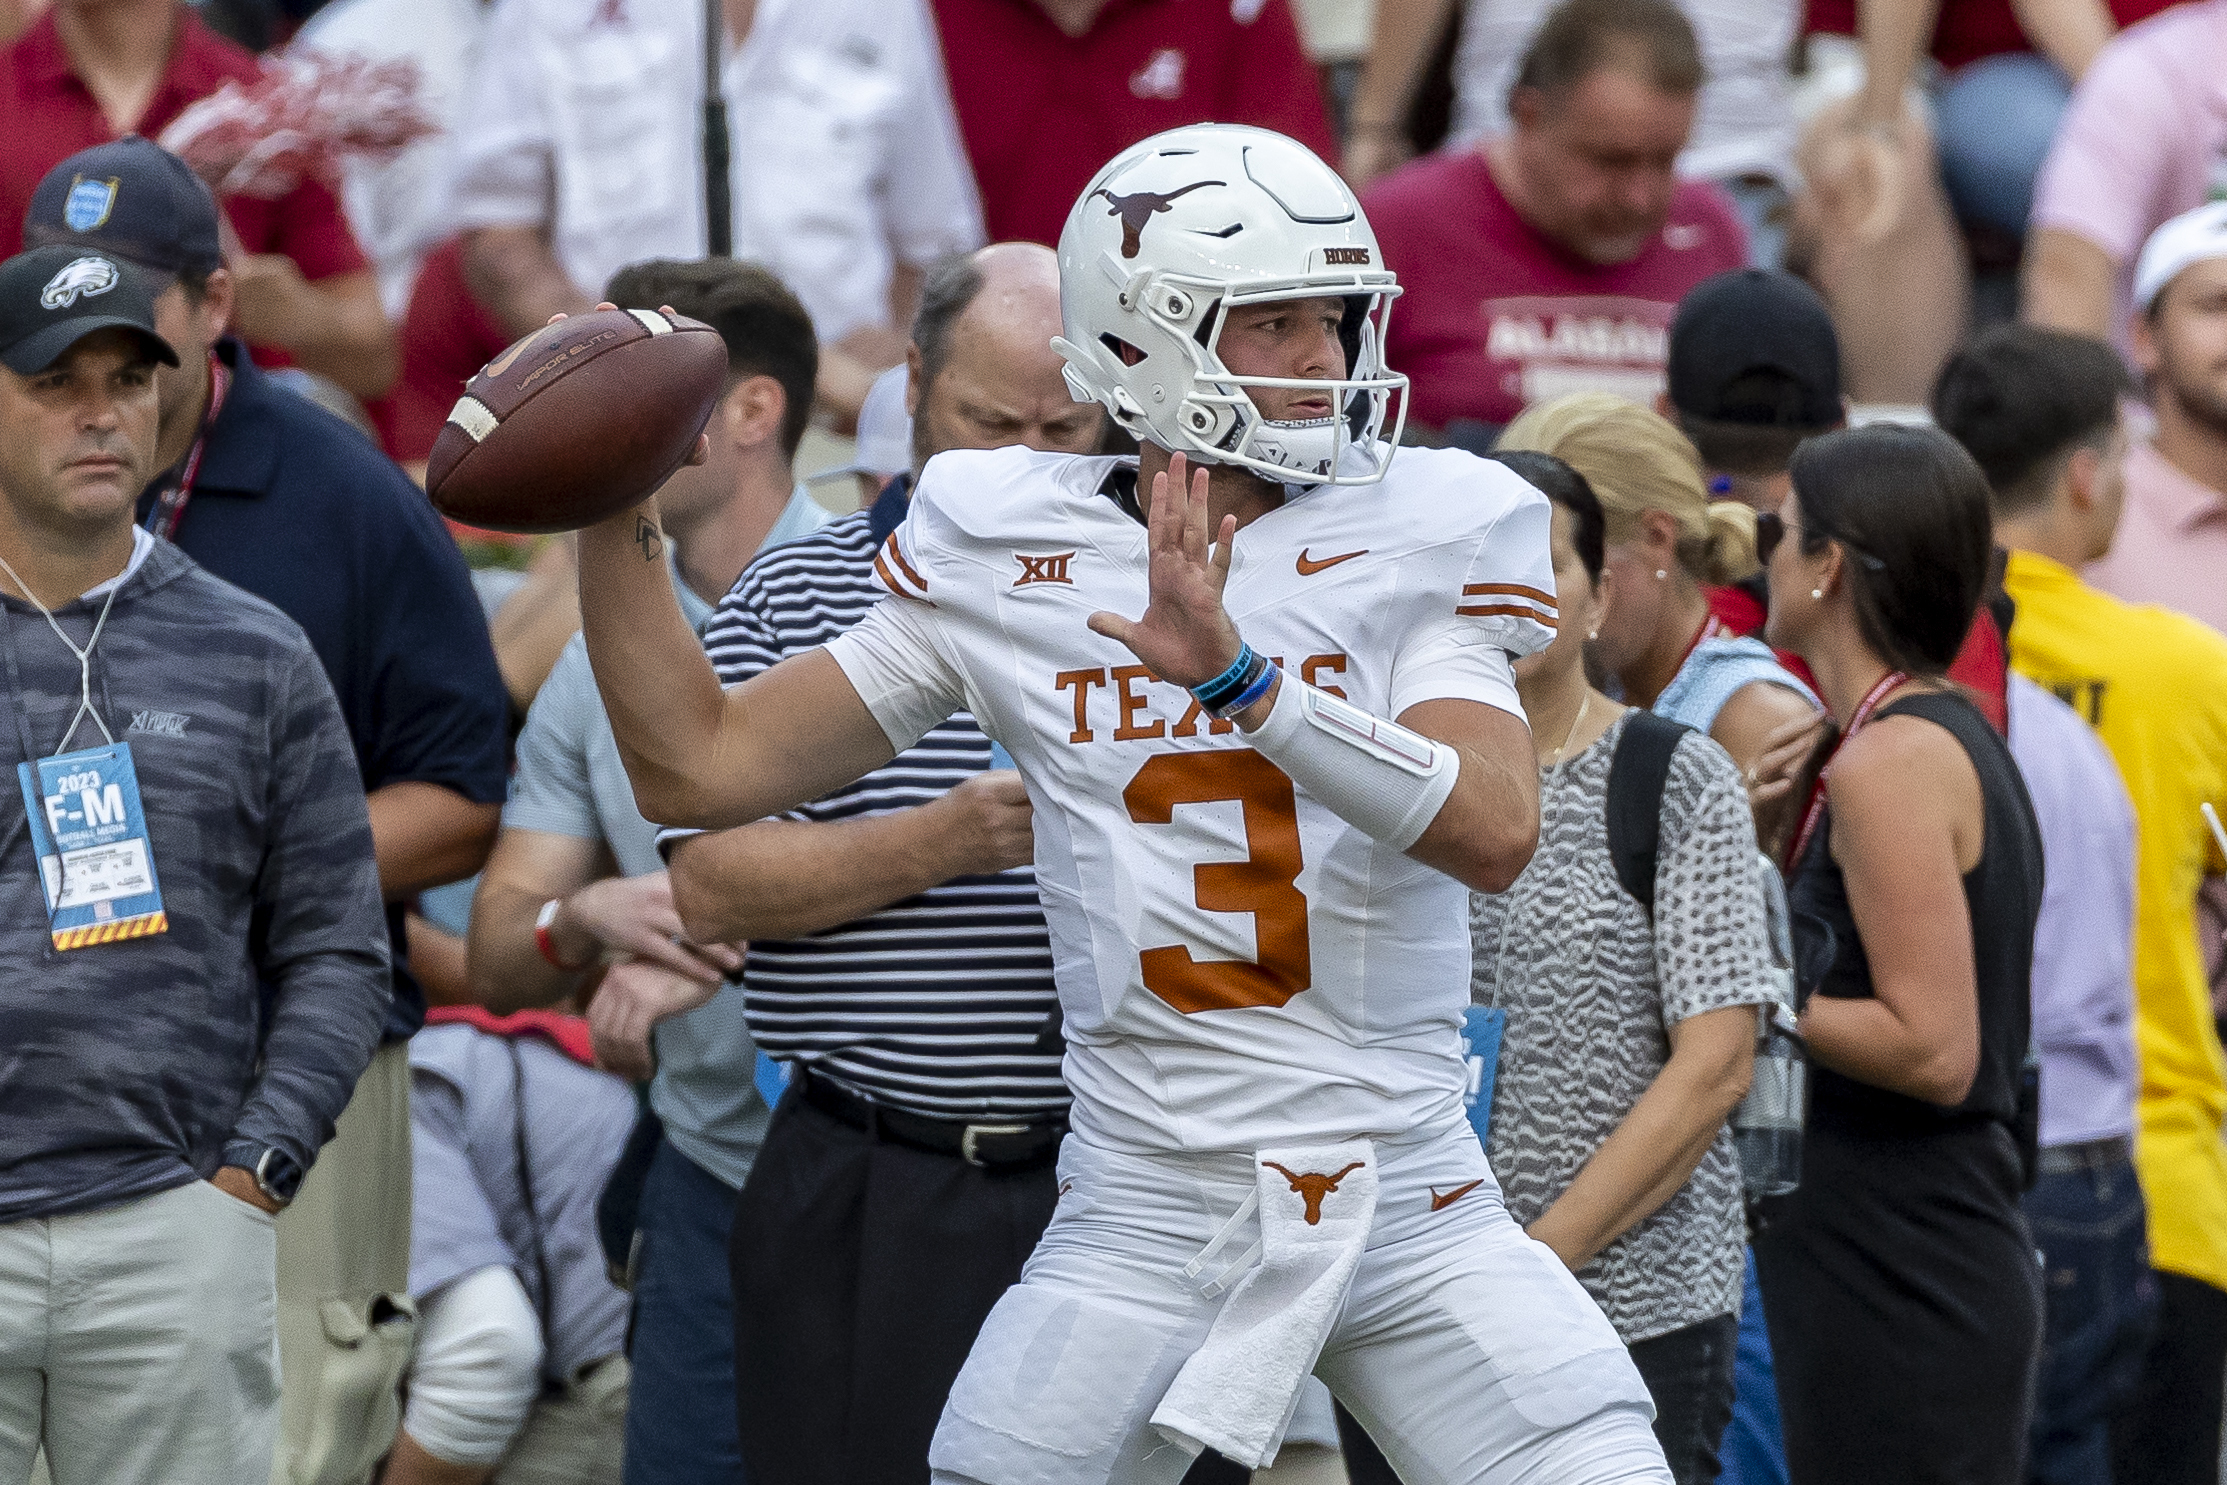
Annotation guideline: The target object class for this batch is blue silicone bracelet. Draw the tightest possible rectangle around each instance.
[1190,642,1259,711]
[1211,662,1280,720]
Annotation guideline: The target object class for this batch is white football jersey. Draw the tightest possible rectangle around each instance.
[827,443,1557,1156]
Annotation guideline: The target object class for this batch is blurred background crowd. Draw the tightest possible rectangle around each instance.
[0,0,2223,1482]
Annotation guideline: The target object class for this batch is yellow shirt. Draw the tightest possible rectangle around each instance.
[2006,549,2227,1289]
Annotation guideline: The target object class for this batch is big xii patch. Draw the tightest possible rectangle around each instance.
[18,740,167,948]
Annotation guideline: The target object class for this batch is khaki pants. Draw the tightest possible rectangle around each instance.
[2,1180,280,1485]
[494,1357,630,1485]
[272,1040,418,1485]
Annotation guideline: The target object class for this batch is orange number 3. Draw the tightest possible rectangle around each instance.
[1122,751,1312,1014]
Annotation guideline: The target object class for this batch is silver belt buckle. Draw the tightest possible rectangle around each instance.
[961,1122,1032,1167]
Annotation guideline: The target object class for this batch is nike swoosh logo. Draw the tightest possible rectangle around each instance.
[1429,1179,1484,1212]
[1296,548,1367,576]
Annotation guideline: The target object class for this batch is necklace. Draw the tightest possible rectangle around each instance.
[1543,690,1592,774]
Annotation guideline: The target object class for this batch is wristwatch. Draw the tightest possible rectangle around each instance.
[253,1147,305,1207]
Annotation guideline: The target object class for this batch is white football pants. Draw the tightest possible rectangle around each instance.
[929,1120,1672,1485]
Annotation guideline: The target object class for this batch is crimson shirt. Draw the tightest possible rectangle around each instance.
[928,0,1336,249]
[1705,582,2010,733]
[1804,0,2175,71]
[0,7,367,278]
[1365,148,1745,433]
[382,238,510,464]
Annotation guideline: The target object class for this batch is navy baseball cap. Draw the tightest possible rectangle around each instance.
[23,137,224,280]
[1667,269,1842,429]
[0,244,180,375]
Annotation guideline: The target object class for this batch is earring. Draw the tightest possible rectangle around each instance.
[1654,569,1668,581]
[1587,630,1599,641]
[1811,588,1823,600]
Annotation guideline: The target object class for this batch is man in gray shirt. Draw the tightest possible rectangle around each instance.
[464,257,829,1485]
[0,248,388,1482]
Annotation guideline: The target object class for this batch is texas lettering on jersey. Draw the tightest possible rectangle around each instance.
[827,443,1555,1157]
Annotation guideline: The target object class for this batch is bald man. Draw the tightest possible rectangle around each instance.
[663,244,1108,1485]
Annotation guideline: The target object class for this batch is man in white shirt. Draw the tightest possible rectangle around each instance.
[296,0,489,319]
[433,0,982,425]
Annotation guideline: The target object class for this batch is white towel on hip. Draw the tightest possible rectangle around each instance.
[1150,1140,1378,1468]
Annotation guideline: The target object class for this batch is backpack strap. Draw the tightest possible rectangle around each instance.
[1605,711,1694,919]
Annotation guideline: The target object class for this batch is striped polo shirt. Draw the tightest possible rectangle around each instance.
[666,479,1066,1120]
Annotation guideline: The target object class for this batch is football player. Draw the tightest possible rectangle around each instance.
[573,126,1671,1483]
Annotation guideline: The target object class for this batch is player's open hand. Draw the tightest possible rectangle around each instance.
[1086,453,1244,687]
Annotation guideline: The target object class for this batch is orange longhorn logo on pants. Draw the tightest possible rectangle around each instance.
[1261,1162,1366,1225]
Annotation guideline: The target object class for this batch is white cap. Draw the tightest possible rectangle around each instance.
[2134,201,2227,312]
[806,362,913,484]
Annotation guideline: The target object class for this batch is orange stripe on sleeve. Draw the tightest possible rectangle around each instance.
[884,534,928,594]
[1457,604,1560,626]
[1461,582,1558,607]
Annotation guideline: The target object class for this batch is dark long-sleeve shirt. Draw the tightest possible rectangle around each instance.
[0,537,389,1223]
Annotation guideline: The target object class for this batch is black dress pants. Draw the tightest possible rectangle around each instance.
[728,1089,1248,1484]
[2110,1270,2227,1485]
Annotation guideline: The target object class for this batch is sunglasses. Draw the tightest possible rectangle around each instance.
[1756,509,1787,564]
[1755,509,1886,571]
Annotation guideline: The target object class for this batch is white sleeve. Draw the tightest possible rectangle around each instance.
[823,596,969,755]
[882,0,986,266]
[1386,478,1555,720]
[427,0,556,236]
[1387,621,1525,724]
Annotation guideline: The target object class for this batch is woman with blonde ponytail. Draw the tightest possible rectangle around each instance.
[1499,395,1820,814]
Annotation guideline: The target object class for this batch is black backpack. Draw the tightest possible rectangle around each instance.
[1604,710,1694,917]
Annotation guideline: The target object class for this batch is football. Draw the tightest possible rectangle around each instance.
[425,308,729,534]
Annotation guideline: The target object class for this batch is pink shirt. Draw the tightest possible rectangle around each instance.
[1365,148,1746,431]
[2087,440,2227,635]
[2030,0,2227,351]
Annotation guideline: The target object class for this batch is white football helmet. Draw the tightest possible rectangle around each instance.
[1052,124,1407,487]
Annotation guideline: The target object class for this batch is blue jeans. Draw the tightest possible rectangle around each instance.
[1932,53,2072,236]
[623,1137,747,1485]
[2024,1150,2157,1485]
[1720,1251,1788,1485]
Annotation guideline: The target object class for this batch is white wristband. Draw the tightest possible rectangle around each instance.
[1246,677,1459,852]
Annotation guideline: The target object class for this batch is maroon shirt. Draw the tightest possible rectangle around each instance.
[1804,0,2175,71]
[928,0,1336,249]
[1365,148,1744,433]
[382,237,509,464]
[0,6,368,280]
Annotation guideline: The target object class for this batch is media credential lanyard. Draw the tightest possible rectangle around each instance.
[144,353,229,541]
[1785,668,1911,868]
[0,551,168,949]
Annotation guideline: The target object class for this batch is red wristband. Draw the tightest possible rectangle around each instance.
[534,898,592,972]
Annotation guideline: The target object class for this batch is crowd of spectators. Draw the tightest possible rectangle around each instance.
[0,0,2223,1481]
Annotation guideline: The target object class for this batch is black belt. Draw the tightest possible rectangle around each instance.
[797,1068,1066,1170]
[2035,1134,2135,1176]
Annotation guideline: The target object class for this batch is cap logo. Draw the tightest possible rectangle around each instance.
[63,176,119,233]
[41,256,119,310]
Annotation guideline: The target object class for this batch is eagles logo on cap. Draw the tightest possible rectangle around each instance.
[41,256,120,311]
[63,176,119,233]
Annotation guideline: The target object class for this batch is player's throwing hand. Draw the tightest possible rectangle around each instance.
[1086,452,1246,687]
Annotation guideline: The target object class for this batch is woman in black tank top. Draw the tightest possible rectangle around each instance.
[1749,426,2044,1484]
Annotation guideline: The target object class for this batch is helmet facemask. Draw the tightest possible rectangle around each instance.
[1054,124,1411,488]
[1070,270,1409,488]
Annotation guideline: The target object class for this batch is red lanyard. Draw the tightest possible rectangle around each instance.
[145,353,230,542]
[1786,668,1910,867]
[1674,612,1730,679]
